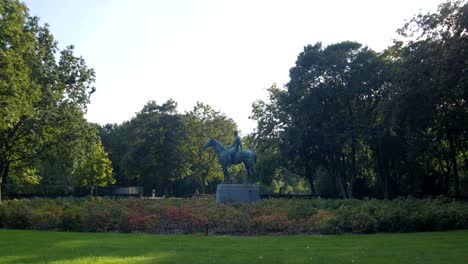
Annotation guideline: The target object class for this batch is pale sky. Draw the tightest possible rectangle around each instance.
[24,0,442,134]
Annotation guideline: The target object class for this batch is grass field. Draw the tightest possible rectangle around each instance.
[0,229,467,264]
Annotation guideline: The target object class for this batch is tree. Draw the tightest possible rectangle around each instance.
[251,0,467,199]
[184,102,237,193]
[250,84,291,190]
[0,0,96,201]
[99,101,240,196]
[99,123,129,185]
[277,42,386,197]
[116,100,191,196]
[73,138,114,195]
[387,0,468,197]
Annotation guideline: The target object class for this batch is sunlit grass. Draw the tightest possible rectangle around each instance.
[1,229,467,264]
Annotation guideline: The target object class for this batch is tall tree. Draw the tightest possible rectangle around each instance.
[282,41,386,197]
[251,84,291,190]
[73,137,114,195]
[388,0,468,197]
[119,100,190,196]
[184,102,236,193]
[0,0,97,201]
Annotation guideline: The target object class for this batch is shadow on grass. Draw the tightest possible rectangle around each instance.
[1,231,177,264]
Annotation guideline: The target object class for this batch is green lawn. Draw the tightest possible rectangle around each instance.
[0,229,467,264]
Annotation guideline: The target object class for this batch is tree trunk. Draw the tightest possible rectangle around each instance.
[448,132,460,197]
[375,142,389,199]
[349,138,357,198]
[163,175,169,198]
[305,163,316,196]
[339,154,349,199]
[0,162,10,202]
[444,159,451,195]
[347,103,357,198]
[383,170,390,199]
[438,159,451,195]
[201,171,208,194]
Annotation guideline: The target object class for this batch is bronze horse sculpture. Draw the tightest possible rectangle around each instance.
[203,138,257,184]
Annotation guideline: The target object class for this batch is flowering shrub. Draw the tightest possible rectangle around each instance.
[252,213,293,233]
[304,210,337,234]
[31,203,63,230]
[0,199,33,229]
[0,196,467,235]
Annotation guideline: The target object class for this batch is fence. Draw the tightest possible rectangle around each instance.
[3,184,144,199]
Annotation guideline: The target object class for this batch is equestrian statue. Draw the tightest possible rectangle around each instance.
[203,130,257,184]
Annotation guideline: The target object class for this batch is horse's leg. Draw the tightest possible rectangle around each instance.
[222,166,229,184]
[243,163,250,184]
[246,159,256,184]
[251,167,257,184]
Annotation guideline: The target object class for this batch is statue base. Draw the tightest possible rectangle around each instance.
[216,184,260,203]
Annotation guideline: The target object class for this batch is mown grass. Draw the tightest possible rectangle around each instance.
[1,229,467,264]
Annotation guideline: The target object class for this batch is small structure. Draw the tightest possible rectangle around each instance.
[112,186,144,197]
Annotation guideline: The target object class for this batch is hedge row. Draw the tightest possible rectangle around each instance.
[0,197,467,235]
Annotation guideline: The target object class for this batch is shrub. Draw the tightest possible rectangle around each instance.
[0,200,33,229]
[30,203,63,230]
[0,196,467,235]
[62,205,86,231]
[252,213,292,233]
[334,205,377,233]
[287,202,318,221]
[128,211,161,233]
[305,210,338,234]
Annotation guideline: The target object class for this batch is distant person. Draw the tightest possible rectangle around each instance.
[152,189,156,198]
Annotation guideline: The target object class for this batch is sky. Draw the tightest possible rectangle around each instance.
[24,0,443,134]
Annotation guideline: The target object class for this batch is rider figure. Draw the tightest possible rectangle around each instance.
[228,130,242,163]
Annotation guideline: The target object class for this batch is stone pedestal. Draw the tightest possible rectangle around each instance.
[216,184,260,203]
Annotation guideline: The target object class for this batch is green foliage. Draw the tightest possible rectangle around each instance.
[99,100,190,196]
[184,102,237,192]
[0,199,32,229]
[73,139,114,193]
[250,0,468,199]
[1,197,467,235]
[61,204,86,231]
[99,101,238,196]
[0,0,112,201]
[0,0,39,130]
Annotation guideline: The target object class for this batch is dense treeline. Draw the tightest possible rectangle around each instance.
[98,101,239,196]
[250,0,468,198]
[1,0,467,200]
[0,0,113,201]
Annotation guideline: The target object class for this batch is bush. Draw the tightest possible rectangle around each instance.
[334,205,377,233]
[0,199,33,229]
[305,210,338,234]
[0,196,467,235]
[62,205,87,231]
[30,203,63,230]
[252,213,293,233]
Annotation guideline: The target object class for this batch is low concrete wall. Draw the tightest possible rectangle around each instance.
[216,184,260,203]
